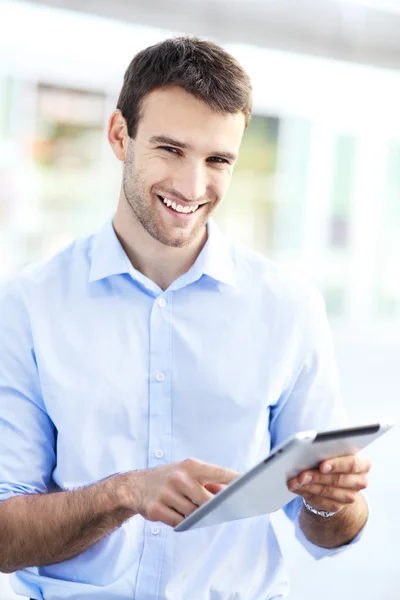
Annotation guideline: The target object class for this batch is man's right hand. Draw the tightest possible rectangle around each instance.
[0,458,239,573]
[122,458,240,528]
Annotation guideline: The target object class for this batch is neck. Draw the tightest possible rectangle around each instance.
[113,200,208,291]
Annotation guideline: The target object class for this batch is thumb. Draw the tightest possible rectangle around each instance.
[204,483,226,494]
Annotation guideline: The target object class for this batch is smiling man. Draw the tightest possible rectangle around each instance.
[0,38,370,600]
[111,80,245,289]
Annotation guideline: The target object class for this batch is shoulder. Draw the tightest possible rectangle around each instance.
[229,240,325,317]
[0,232,94,309]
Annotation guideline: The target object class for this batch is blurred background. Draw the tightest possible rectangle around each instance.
[0,0,399,598]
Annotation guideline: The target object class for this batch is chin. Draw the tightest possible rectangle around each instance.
[162,235,192,249]
[156,224,197,247]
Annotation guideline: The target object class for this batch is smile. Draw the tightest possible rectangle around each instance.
[158,196,200,214]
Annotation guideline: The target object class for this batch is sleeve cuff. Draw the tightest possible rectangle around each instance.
[0,483,44,503]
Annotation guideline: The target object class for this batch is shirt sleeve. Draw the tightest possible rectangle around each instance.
[269,284,367,558]
[0,279,56,503]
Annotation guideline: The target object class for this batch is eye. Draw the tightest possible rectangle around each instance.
[207,156,230,165]
[159,146,180,155]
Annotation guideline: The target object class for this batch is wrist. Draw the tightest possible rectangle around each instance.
[102,471,139,516]
[302,497,341,518]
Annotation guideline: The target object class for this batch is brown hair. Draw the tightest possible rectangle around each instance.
[117,36,252,139]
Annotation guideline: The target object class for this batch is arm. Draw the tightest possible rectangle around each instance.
[270,285,368,554]
[299,494,368,548]
[0,460,238,573]
[0,474,133,573]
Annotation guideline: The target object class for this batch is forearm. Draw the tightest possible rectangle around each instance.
[0,473,135,573]
[299,493,369,549]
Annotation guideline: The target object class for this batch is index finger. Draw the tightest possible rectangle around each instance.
[319,453,372,475]
[187,459,240,484]
[200,464,241,485]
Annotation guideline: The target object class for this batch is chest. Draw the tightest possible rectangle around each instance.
[34,285,296,473]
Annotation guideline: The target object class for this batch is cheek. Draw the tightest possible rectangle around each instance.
[144,158,172,189]
[210,170,232,198]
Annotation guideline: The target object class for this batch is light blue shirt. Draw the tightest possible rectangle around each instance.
[0,218,363,600]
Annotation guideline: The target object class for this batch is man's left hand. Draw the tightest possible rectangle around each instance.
[287,454,372,514]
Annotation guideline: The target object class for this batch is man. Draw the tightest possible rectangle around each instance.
[0,37,370,600]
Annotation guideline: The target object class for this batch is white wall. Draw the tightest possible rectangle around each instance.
[272,331,400,600]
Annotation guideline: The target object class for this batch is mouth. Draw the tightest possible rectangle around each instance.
[157,195,205,219]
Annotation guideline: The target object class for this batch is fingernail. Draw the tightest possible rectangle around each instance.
[302,475,312,484]
[321,464,332,474]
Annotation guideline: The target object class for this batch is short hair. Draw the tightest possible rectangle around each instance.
[117,36,252,139]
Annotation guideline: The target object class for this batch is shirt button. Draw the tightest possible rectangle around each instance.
[151,526,161,535]
[157,298,167,308]
[155,449,164,459]
[155,372,166,382]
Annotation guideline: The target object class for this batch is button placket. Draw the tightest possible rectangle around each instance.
[134,293,172,597]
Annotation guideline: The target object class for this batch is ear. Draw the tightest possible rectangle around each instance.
[107,109,129,161]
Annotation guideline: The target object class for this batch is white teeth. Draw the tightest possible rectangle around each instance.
[161,197,200,214]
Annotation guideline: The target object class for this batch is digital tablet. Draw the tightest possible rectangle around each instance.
[174,422,393,532]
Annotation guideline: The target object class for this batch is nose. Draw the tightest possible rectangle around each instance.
[172,161,207,203]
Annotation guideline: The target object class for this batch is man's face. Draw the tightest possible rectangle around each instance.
[122,86,245,247]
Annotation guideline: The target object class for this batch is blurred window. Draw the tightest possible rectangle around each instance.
[324,134,357,318]
[374,140,400,319]
[329,134,356,250]
[215,114,280,254]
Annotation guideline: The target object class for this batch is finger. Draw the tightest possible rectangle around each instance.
[289,472,368,491]
[182,458,240,485]
[198,464,240,485]
[287,469,319,489]
[298,484,358,504]
[168,468,219,507]
[164,490,201,517]
[204,483,226,494]
[180,477,215,507]
[154,504,186,528]
[319,453,372,475]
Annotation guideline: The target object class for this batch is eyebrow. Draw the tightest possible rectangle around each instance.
[148,135,237,162]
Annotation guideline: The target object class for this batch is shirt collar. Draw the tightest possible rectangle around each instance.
[88,217,237,289]
[193,218,237,288]
[88,219,132,284]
